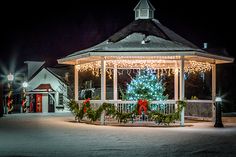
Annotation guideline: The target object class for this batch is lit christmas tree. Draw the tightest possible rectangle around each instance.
[126,69,168,101]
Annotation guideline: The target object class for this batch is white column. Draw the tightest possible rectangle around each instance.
[180,57,185,127]
[174,62,179,111]
[74,65,79,101]
[101,59,106,125]
[113,64,118,101]
[212,64,216,122]
[42,94,48,113]
[101,59,106,101]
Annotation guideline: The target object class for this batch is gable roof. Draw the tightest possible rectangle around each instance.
[47,65,73,85]
[26,62,72,85]
[24,61,45,79]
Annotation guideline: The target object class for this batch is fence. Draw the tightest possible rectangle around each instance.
[78,100,177,115]
[185,100,213,120]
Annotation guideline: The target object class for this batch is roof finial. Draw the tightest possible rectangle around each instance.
[134,0,156,20]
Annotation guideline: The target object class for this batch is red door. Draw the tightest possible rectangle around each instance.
[36,94,42,112]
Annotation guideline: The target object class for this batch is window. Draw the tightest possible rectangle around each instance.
[140,9,148,17]
[59,93,63,106]
[149,10,153,18]
[135,10,139,18]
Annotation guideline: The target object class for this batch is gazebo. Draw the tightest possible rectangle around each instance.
[58,0,234,126]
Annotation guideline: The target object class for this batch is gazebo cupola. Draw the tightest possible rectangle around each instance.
[134,0,156,20]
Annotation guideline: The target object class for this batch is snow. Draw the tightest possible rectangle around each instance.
[67,33,200,58]
[1,113,236,157]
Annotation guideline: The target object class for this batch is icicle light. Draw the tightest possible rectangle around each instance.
[76,60,212,77]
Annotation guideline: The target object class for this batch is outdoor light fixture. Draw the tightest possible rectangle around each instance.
[214,96,224,128]
[22,81,28,88]
[215,97,222,103]
[7,73,14,114]
[7,73,14,81]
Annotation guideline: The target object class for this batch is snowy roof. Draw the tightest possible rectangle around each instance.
[58,18,234,64]
[47,65,73,84]
[62,19,203,60]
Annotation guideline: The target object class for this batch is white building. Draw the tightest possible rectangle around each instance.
[25,61,73,113]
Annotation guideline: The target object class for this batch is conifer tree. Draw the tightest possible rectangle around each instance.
[126,69,167,101]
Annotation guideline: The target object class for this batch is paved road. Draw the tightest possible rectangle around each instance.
[0,113,236,157]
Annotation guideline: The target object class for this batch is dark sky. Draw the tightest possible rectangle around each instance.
[0,0,235,70]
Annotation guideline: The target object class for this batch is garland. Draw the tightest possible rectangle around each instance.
[149,100,186,125]
[68,99,186,125]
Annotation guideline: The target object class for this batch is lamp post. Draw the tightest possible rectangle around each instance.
[22,81,28,113]
[0,83,3,117]
[7,73,14,114]
[214,97,224,128]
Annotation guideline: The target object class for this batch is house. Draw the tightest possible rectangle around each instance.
[24,61,73,113]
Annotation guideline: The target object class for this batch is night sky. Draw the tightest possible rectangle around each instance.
[0,0,235,69]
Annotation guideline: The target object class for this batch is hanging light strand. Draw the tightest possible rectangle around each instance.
[76,60,212,77]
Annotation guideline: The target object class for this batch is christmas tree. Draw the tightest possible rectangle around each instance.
[126,69,167,101]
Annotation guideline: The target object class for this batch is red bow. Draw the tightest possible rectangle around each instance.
[83,98,90,113]
[138,99,148,115]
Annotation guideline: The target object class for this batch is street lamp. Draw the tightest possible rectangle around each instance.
[22,81,28,88]
[7,73,14,114]
[214,96,224,128]
[22,81,28,113]
[7,73,14,82]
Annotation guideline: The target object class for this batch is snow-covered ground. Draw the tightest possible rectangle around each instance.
[0,113,236,157]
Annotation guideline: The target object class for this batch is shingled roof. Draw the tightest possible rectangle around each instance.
[108,19,198,48]
[66,19,203,59]
[58,0,234,65]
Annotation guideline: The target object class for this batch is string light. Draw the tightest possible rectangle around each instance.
[107,69,113,79]
[126,69,168,101]
[185,61,212,73]
[76,60,212,77]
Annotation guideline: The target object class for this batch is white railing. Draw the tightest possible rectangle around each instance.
[77,100,177,115]
[185,100,213,119]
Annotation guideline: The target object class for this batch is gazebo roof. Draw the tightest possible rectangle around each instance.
[108,19,197,48]
[58,2,234,65]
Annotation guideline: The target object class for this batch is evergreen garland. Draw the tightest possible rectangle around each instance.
[68,99,186,125]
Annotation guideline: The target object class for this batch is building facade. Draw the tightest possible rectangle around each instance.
[25,61,73,113]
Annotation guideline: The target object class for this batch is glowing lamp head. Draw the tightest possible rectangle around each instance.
[22,81,28,88]
[215,97,222,103]
[7,73,14,81]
